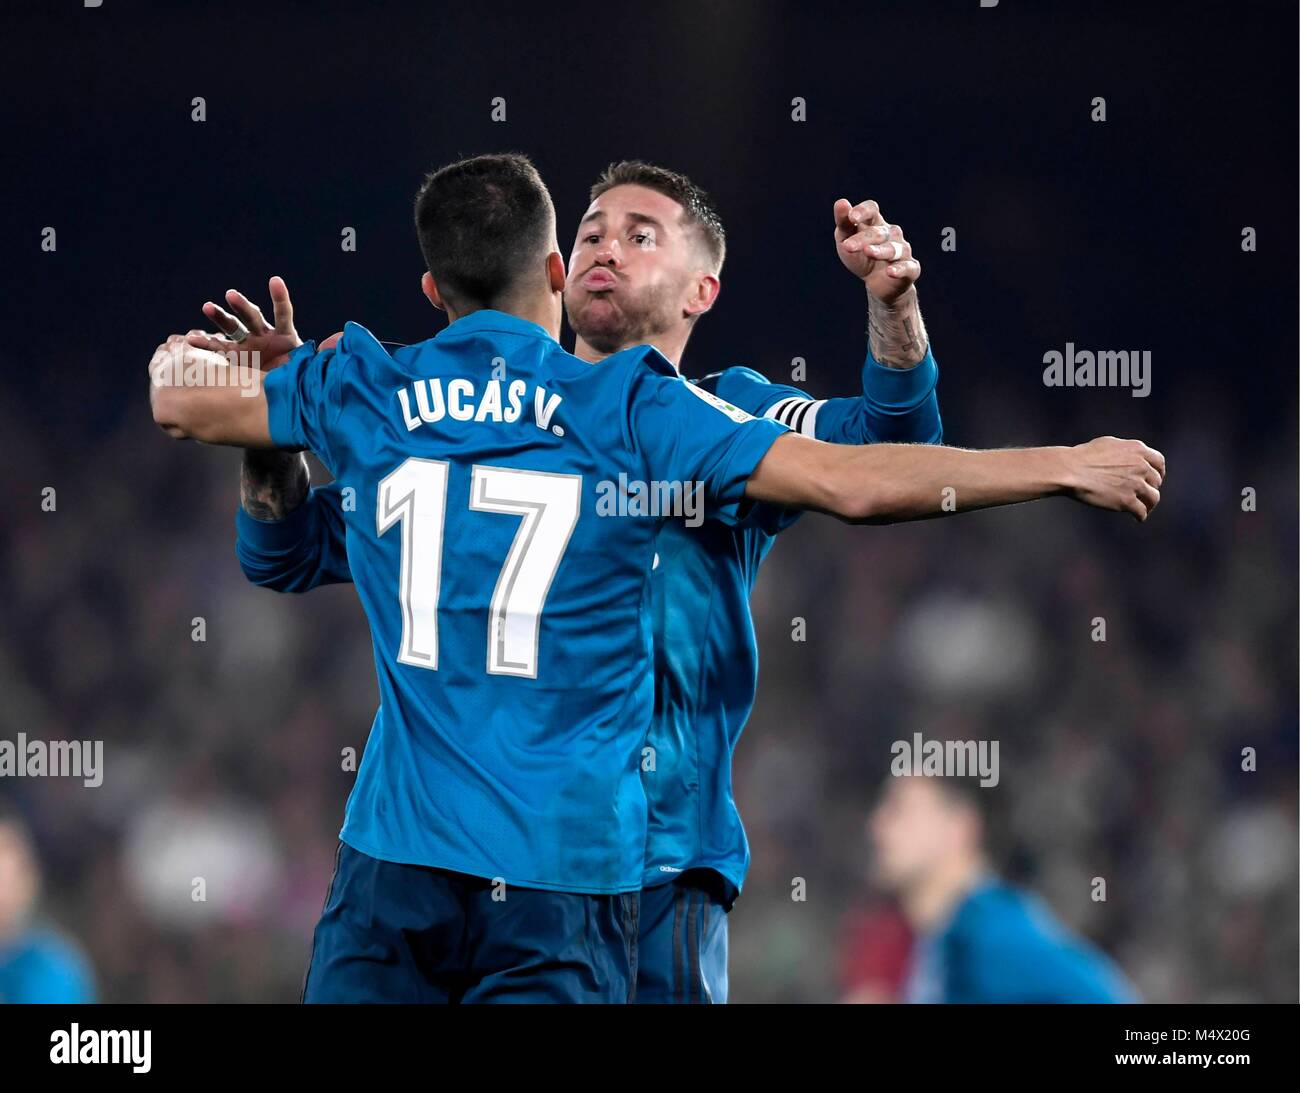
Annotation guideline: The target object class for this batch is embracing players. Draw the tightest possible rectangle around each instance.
[150,153,1163,1003]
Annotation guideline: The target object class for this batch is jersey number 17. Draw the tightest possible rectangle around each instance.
[377,458,582,680]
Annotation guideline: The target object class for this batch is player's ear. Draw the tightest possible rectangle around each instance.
[684,271,720,319]
[545,251,566,294]
[421,271,446,312]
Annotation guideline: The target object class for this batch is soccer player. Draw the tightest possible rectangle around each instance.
[216,162,1164,1003]
[0,804,96,1003]
[155,154,1162,1003]
[869,775,1140,1003]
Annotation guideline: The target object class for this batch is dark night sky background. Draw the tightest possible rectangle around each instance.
[1,0,1296,456]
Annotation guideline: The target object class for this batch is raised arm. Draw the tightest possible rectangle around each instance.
[834,197,929,369]
[743,432,1165,525]
[711,198,942,448]
[819,198,940,444]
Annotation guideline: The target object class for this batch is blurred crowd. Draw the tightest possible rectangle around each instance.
[0,376,1295,1003]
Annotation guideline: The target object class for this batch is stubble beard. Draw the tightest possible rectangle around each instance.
[566,280,683,356]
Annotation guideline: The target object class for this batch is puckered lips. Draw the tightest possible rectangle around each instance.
[579,268,619,292]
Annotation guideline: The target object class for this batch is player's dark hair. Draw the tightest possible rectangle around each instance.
[928,774,1010,869]
[0,797,33,844]
[590,160,726,272]
[414,153,555,312]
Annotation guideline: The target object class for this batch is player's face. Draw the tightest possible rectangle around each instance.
[564,184,708,354]
[869,778,961,892]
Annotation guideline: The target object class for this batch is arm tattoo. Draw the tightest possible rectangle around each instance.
[240,449,309,521]
[867,289,930,368]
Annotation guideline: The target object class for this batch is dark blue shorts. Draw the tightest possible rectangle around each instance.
[635,871,730,1004]
[302,842,639,1004]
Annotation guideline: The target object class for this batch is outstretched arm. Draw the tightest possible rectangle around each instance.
[743,432,1165,525]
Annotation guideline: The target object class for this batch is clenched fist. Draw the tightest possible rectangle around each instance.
[833,198,919,306]
[1065,437,1166,521]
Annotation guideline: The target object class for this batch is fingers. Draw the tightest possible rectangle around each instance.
[876,223,905,261]
[1134,480,1160,519]
[847,199,883,227]
[1119,486,1150,521]
[201,288,272,339]
[834,198,883,243]
[268,276,296,335]
[203,300,247,338]
[1129,439,1166,496]
[886,257,922,282]
[842,222,904,254]
[186,331,236,352]
[169,342,231,372]
[841,223,911,262]
[151,335,205,380]
[224,289,271,335]
[840,223,887,252]
[833,198,854,243]
[150,337,232,383]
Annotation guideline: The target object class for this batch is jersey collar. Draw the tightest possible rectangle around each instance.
[437,309,555,343]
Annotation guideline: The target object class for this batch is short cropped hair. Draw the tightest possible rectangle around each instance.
[414,153,555,310]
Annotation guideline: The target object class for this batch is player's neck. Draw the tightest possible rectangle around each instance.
[573,328,691,373]
[446,300,561,341]
[903,856,988,931]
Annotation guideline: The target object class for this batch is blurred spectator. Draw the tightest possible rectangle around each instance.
[861,775,1137,1003]
[0,803,96,1003]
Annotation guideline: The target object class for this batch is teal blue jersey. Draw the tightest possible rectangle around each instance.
[0,926,95,1003]
[258,310,786,894]
[642,353,941,896]
[903,879,1140,1003]
[239,342,941,899]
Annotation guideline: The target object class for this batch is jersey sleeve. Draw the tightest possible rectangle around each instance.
[704,346,943,446]
[261,339,347,469]
[622,350,788,527]
[235,482,354,593]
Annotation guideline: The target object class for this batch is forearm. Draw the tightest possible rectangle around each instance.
[867,287,929,368]
[151,381,274,448]
[745,434,1072,523]
[236,484,353,592]
[241,450,309,520]
[839,443,1070,523]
